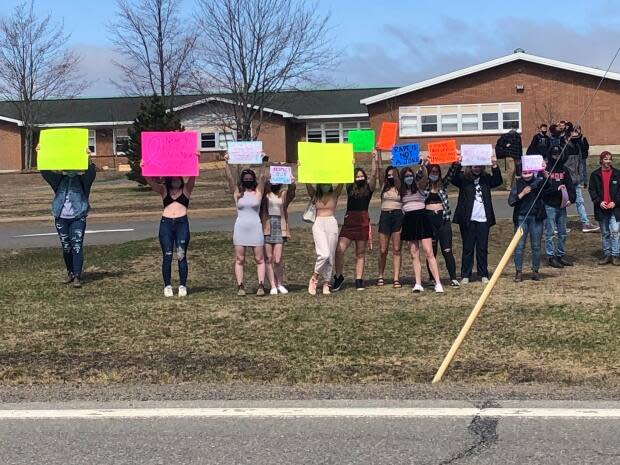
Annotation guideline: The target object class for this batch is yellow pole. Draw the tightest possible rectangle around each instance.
[432,226,524,384]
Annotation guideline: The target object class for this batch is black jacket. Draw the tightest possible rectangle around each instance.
[451,165,503,227]
[563,139,583,186]
[495,130,523,159]
[576,135,590,159]
[509,176,550,225]
[526,132,551,158]
[588,167,620,221]
[542,161,576,208]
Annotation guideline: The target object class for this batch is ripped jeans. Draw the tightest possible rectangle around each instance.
[159,216,190,287]
[55,216,87,278]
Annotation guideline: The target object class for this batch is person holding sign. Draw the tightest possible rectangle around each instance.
[39,147,96,288]
[261,168,297,294]
[306,182,344,295]
[377,160,403,288]
[332,151,379,291]
[224,154,269,297]
[423,163,461,287]
[142,161,198,297]
[509,168,551,282]
[451,154,503,284]
[400,162,444,293]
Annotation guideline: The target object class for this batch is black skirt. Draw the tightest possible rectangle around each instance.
[401,210,433,241]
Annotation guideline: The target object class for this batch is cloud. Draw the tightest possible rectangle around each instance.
[71,44,125,97]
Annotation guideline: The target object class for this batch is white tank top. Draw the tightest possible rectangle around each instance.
[268,193,284,216]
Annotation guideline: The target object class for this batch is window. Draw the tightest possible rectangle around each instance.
[399,103,521,137]
[200,130,237,150]
[88,130,96,153]
[218,131,235,150]
[113,129,129,155]
[304,121,370,143]
[201,132,216,149]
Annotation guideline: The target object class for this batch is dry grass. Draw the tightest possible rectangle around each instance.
[0,220,618,387]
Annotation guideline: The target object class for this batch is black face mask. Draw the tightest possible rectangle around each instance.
[386,177,395,186]
[541,130,547,135]
[355,179,366,188]
[271,184,281,193]
[242,180,256,189]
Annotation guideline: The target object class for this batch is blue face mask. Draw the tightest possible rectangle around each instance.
[404,176,414,186]
[429,174,440,183]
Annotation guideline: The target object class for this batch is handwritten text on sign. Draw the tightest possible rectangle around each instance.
[521,155,545,172]
[141,131,199,177]
[428,140,458,164]
[228,141,263,165]
[461,144,493,166]
[270,165,292,184]
[391,144,420,167]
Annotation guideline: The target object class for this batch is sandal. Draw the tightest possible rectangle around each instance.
[377,278,385,286]
[393,280,402,289]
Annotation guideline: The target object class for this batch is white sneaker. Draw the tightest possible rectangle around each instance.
[434,283,444,293]
[178,286,187,297]
[450,279,461,288]
[461,278,470,284]
[277,285,289,295]
[412,283,424,293]
[270,288,278,296]
[481,277,490,284]
[164,286,174,298]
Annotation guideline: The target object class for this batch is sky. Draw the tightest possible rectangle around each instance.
[2,0,620,97]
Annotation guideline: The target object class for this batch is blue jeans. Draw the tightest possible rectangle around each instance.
[580,158,588,185]
[54,217,87,277]
[545,206,567,258]
[159,216,190,287]
[599,214,620,257]
[575,186,590,226]
[514,215,544,272]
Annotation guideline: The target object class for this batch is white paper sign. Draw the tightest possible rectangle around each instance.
[461,144,493,166]
[228,141,263,165]
[270,165,292,184]
[521,155,545,172]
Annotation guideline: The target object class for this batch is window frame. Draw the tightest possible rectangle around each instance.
[398,102,522,137]
[199,129,237,152]
[88,129,96,154]
[304,121,371,144]
[112,128,130,155]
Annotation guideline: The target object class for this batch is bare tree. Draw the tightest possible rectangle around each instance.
[193,0,338,141]
[109,0,197,107]
[0,0,87,169]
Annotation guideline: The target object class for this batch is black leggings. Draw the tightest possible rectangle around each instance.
[426,210,457,281]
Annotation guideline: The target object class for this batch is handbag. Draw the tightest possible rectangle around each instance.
[302,198,316,223]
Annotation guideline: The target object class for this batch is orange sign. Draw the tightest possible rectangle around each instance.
[377,122,398,150]
[428,140,458,164]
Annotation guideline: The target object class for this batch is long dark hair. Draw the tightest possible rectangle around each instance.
[463,166,487,181]
[400,167,417,196]
[239,168,257,195]
[382,165,397,194]
[349,167,370,198]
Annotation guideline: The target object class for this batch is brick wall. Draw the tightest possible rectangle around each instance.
[368,60,620,150]
[0,122,22,171]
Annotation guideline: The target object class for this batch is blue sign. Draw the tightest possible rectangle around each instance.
[391,143,420,167]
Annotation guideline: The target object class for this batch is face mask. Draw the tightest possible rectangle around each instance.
[271,184,281,193]
[355,179,366,188]
[170,180,182,189]
[320,184,332,193]
[522,174,534,182]
[242,180,256,189]
[387,177,395,186]
[541,130,547,135]
[404,176,414,186]
[429,174,440,183]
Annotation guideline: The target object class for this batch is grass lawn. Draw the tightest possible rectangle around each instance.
[0,220,619,387]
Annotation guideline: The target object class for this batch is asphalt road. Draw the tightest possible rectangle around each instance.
[1,400,619,465]
[0,200,594,250]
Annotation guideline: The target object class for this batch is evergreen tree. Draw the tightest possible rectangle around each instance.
[126,94,183,185]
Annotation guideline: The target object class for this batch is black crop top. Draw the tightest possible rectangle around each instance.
[346,185,373,211]
[425,192,442,205]
[163,191,190,208]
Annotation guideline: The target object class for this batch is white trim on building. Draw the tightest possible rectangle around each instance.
[36,121,134,128]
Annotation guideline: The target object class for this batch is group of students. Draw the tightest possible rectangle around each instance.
[40,128,620,296]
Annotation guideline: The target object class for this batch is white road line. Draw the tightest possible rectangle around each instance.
[12,229,135,238]
[1,407,620,420]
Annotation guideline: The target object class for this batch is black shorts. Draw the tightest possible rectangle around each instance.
[378,209,403,235]
[401,210,433,241]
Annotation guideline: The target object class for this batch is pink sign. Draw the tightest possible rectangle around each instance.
[141,131,199,177]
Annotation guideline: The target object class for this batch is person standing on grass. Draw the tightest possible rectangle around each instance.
[306,183,344,295]
[143,168,197,298]
[527,123,551,159]
[261,170,296,295]
[377,161,403,289]
[423,162,461,288]
[224,154,268,297]
[589,151,620,266]
[564,128,599,233]
[542,145,576,269]
[333,151,379,292]
[451,154,503,284]
[40,148,96,289]
[495,121,522,191]
[509,168,550,282]
[400,162,443,293]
